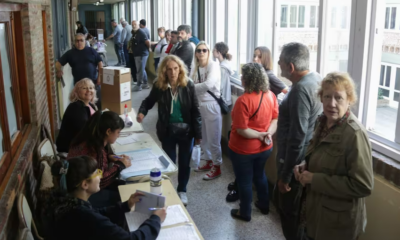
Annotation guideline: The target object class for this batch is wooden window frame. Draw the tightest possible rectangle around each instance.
[0,6,31,186]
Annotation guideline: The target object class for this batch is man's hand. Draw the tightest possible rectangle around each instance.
[294,161,307,181]
[128,192,145,209]
[278,179,291,194]
[195,139,201,145]
[56,70,63,78]
[136,113,145,123]
[299,171,314,187]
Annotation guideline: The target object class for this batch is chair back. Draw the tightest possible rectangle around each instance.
[18,228,34,240]
[38,138,55,159]
[17,194,44,240]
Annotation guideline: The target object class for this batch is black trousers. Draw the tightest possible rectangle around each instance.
[274,177,303,240]
[129,53,137,82]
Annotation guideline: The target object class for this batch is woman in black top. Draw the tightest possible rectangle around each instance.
[43,156,166,240]
[76,21,88,36]
[253,46,288,96]
[56,78,98,153]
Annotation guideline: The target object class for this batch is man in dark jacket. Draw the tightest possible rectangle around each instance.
[174,25,195,75]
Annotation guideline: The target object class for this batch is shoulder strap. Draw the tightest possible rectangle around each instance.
[250,92,264,120]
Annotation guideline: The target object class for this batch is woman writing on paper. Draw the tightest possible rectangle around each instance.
[137,55,202,206]
[68,111,131,207]
[44,156,166,240]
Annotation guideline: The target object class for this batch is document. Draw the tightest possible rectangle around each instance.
[116,135,139,145]
[157,224,200,240]
[125,204,190,232]
[120,150,165,174]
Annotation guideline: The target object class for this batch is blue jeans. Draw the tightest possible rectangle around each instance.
[154,57,160,72]
[123,42,129,66]
[162,136,194,192]
[134,55,148,86]
[229,147,272,218]
[114,43,124,64]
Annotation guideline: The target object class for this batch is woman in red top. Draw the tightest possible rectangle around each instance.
[229,63,279,222]
[68,111,131,208]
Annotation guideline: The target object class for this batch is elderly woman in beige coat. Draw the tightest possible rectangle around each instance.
[294,72,374,240]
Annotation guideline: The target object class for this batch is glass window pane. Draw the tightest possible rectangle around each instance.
[391,7,396,29]
[380,65,385,86]
[290,5,297,27]
[310,6,316,28]
[281,5,288,28]
[227,0,239,71]
[215,0,225,43]
[386,66,392,87]
[321,0,352,75]
[395,68,400,90]
[257,0,273,49]
[298,6,305,28]
[394,92,400,102]
[0,23,18,139]
[385,7,390,29]
[239,0,248,65]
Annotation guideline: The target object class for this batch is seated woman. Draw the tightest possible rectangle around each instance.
[68,110,131,208]
[44,156,166,240]
[137,55,201,206]
[229,63,278,222]
[294,72,373,240]
[56,78,98,153]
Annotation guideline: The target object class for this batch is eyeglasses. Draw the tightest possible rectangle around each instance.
[196,49,208,53]
[75,39,85,42]
[75,169,103,187]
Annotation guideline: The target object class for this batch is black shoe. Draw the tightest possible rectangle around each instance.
[230,209,251,222]
[226,190,239,202]
[255,201,269,215]
[227,181,236,191]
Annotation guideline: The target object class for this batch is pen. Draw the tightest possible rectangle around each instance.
[148,207,163,211]
[114,155,122,159]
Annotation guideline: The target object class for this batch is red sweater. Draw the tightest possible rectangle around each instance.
[67,143,125,189]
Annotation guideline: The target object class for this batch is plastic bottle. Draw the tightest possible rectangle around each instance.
[150,168,162,195]
[124,104,128,119]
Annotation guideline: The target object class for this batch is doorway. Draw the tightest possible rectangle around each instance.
[85,11,106,38]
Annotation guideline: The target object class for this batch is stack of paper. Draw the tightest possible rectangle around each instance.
[120,150,164,174]
[116,135,140,145]
[125,204,190,231]
[157,224,200,240]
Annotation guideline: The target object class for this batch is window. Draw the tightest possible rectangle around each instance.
[119,2,125,21]
[239,0,248,66]
[51,0,69,59]
[257,0,274,49]
[281,5,288,28]
[298,6,306,28]
[280,4,318,29]
[290,5,298,27]
[215,0,225,43]
[0,11,30,184]
[227,0,239,72]
[310,5,318,28]
[384,6,397,29]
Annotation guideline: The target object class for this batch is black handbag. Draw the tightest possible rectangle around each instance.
[168,122,191,140]
[228,92,264,141]
[198,69,230,115]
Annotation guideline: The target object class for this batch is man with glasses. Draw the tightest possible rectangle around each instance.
[173,25,195,75]
[56,33,103,108]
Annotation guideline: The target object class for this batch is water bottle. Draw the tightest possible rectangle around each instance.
[150,168,162,195]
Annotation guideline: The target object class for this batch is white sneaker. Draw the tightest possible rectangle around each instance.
[142,84,150,89]
[178,192,188,206]
[133,85,142,91]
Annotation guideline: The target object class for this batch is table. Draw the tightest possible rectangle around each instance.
[112,132,178,181]
[120,108,144,133]
[119,180,204,240]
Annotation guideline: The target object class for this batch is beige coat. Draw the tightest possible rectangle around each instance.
[304,111,374,240]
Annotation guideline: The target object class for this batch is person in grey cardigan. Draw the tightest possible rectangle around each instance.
[275,42,322,240]
[121,21,132,67]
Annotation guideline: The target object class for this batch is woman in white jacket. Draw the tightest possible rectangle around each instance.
[192,41,223,180]
[213,42,233,106]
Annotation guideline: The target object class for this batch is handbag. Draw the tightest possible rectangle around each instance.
[168,122,191,140]
[228,92,264,141]
[198,69,230,115]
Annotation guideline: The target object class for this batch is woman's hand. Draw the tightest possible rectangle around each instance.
[119,155,132,168]
[153,207,167,223]
[294,160,307,181]
[128,192,145,209]
[299,171,314,187]
[264,133,272,145]
[137,113,145,123]
[257,132,269,142]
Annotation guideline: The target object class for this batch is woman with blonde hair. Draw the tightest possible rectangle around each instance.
[137,55,202,206]
[56,78,98,153]
[294,72,373,240]
[191,41,223,180]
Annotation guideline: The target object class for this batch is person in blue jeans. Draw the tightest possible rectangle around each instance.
[105,19,124,66]
[137,55,202,206]
[132,28,151,91]
[229,63,279,221]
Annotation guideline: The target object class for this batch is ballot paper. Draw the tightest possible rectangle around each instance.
[120,150,165,174]
[116,135,140,145]
[125,204,190,231]
[157,224,200,240]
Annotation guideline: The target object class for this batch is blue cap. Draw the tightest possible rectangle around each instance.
[150,168,161,177]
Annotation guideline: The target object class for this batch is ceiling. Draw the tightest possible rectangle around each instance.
[78,0,122,4]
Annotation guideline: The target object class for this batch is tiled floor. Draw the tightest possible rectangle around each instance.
[104,42,286,240]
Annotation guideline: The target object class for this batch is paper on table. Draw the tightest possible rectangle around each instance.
[120,150,165,174]
[116,135,140,145]
[157,224,200,240]
[125,205,190,231]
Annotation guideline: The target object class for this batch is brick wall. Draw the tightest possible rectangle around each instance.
[0,1,60,239]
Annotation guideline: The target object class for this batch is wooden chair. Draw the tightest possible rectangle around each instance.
[37,138,55,159]
[18,228,34,240]
[17,194,44,240]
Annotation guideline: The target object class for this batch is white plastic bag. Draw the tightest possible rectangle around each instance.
[190,145,201,168]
